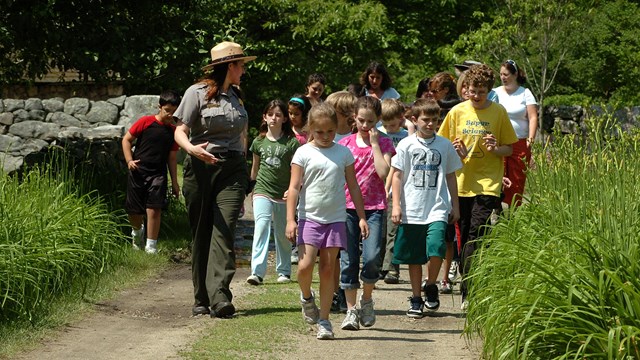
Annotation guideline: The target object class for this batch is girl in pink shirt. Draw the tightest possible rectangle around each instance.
[337,96,395,330]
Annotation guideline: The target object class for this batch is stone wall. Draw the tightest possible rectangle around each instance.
[2,82,124,101]
[1,95,160,174]
[543,105,640,135]
[3,98,640,176]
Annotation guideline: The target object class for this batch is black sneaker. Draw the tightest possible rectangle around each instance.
[338,288,347,313]
[383,272,399,284]
[378,270,388,280]
[407,296,424,318]
[192,305,210,316]
[330,292,341,312]
[211,301,235,318]
[423,283,440,312]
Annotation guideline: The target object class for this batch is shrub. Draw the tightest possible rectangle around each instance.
[544,93,592,107]
[0,163,125,321]
[466,119,640,358]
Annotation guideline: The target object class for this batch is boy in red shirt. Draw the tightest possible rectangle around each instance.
[122,90,181,253]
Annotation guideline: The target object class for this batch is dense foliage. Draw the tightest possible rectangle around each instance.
[2,1,640,116]
[0,0,496,123]
[0,0,204,91]
[466,116,640,358]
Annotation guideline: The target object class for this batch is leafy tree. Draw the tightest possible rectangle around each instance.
[446,0,640,107]
[2,0,496,106]
[446,0,590,109]
[185,0,392,122]
[564,0,640,104]
[0,0,206,91]
[200,0,493,119]
[380,0,495,99]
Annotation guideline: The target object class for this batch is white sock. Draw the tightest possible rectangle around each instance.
[146,239,157,248]
[132,228,142,237]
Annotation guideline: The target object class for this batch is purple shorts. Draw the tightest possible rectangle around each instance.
[297,219,346,250]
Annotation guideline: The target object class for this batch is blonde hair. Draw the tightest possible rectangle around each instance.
[381,98,405,122]
[307,103,338,142]
[325,91,357,117]
[456,72,467,98]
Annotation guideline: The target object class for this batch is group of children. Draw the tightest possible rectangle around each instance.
[244,63,518,340]
[122,64,519,341]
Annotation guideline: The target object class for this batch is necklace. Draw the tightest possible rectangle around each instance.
[417,134,437,147]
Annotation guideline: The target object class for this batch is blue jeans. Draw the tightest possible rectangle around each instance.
[250,196,291,278]
[340,209,384,289]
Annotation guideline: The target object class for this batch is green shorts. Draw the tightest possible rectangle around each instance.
[392,221,447,265]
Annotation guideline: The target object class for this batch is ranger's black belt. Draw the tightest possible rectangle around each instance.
[212,150,245,158]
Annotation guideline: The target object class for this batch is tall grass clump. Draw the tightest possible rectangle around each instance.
[0,160,126,322]
[466,113,640,358]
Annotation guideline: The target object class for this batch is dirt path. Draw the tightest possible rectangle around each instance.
[15,263,480,360]
[13,263,249,360]
[291,277,481,359]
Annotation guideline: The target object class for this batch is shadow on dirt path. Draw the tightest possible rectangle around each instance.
[289,276,481,359]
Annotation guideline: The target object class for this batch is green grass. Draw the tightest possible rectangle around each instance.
[465,116,640,358]
[0,164,127,321]
[183,276,307,360]
[0,159,191,358]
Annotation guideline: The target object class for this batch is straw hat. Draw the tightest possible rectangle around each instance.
[202,41,256,71]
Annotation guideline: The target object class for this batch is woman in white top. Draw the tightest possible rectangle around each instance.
[305,73,326,106]
[493,59,538,208]
[360,61,401,100]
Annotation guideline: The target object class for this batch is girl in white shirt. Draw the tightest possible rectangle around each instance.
[286,103,369,340]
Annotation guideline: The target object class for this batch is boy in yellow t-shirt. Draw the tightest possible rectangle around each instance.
[438,64,518,310]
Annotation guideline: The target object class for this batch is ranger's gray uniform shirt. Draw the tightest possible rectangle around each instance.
[174,83,248,153]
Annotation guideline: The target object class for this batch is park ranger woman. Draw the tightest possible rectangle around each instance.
[174,41,256,318]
